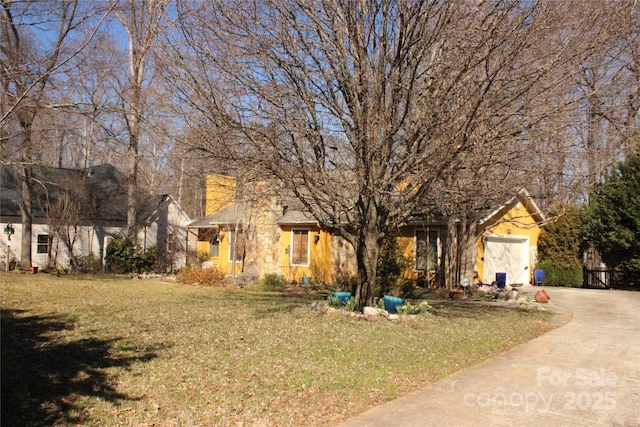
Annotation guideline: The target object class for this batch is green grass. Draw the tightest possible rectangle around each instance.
[1,273,553,426]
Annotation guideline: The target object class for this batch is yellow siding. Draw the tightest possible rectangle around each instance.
[205,174,236,215]
[397,227,443,284]
[279,225,333,283]
[198,228,244,275]
[397,229,418,279]
[475,202,541,284]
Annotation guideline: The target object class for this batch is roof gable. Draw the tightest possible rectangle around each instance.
[479,189,545,227]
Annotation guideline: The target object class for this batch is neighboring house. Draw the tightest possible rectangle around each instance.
[140,194,193,272]
[189,175,543,286]
[0,164,191,271]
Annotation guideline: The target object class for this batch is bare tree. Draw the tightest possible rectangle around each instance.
[167,0,605,307]
[45,191,84,268]
[113,0,169,238]
[1,0,108,269]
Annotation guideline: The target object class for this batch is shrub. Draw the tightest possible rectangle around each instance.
[376,235,413,297]
[105,237,157,274]
[343,297,358,312]
[176,265,225,286]
[534,260,583,287]
[373,297,384,309]
[538,205,584,269]
[197,251,211,264]
[261,273,286,291]
[71,253,102,274]
[327,295,342,308]
[584,154,640,273]
[334,273,358,293]
[397,300,431,315]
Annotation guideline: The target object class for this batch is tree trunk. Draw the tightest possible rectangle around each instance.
[444,217,460,289]
[353,200,380,310]
[19,165,33,270]
[354,229,379,310]
[460,216,478,283]
[126,142,139,238]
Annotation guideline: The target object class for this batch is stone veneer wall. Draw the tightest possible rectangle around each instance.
[240,190,282,280]
[330,235,357,282]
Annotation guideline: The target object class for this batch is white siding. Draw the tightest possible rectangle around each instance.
[1,196,190,271]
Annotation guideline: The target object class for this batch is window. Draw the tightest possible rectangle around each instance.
[209,233,219,257]
[416,230,438,271]
[167,233,174,252]
[37,234,50,254]
[291,229,309,266]
[228,228,244,262]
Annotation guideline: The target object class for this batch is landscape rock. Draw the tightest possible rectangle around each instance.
[363,306,386,316]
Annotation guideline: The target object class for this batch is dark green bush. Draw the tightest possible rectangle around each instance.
[105,237,158,274]
[534,260,583,287]
[376,235,412,297]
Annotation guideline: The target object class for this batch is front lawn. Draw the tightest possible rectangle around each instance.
[1,273,553,426]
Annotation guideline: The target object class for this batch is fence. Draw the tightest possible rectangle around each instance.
[583,267,640,290]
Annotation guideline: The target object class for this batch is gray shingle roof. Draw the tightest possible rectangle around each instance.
[0,164,154,225]
[188,204,244,228]
[277,209,318,225]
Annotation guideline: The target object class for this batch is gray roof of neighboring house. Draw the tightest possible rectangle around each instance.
[0,163,157,225]
[188,204,244,228]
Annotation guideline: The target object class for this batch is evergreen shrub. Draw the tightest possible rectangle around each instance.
[535,260,582,287]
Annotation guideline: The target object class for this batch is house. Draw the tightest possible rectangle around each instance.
[140,194,193,272]
[394,189,545,288]
[189,174,544,287]
[188,175,355,283]
[395,215,448,287]
[0,164,191,272]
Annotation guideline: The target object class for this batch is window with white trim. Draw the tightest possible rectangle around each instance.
[415,230,438,271]
[291,229,309,266]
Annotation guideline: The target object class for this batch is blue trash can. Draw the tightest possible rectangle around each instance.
[383,295,404,314]
[534,269,544,286]
[496,272,507,290]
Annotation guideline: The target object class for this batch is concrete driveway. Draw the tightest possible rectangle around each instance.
[334,287,640,427]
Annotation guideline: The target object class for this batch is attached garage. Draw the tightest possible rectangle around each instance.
[483,235,531,286]
[476,189,545,287]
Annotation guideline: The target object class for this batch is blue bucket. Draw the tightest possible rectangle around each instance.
[331,292,351,305]
[496,273,507,290]
[383,295,404,314]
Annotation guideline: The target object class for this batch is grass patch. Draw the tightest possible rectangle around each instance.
[1,273,553,426]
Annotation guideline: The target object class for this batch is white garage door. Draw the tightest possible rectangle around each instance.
[483,235,530,286]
